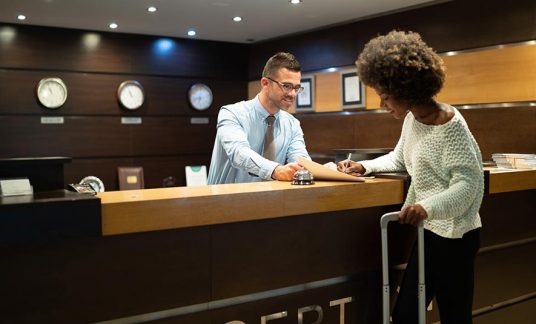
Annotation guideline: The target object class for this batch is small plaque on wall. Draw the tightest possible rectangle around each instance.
[341,69,365,109]
[296,75,314,112]
[41,116,64,124]
[121,117,142,124]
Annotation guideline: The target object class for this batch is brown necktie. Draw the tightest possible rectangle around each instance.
[263,115,276,161]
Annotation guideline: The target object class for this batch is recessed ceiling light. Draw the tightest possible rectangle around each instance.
[290,0,303,4]
[233,16,242,22]
[17,14,26,20]
[187,30,196,37]
[147,6,157,13]
[109,22,118,29]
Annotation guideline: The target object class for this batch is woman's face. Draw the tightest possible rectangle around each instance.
[376,89,409,120]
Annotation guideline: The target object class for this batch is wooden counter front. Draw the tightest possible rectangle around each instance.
[98,178,405,236]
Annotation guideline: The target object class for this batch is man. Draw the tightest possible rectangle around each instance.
[207,52,310,184]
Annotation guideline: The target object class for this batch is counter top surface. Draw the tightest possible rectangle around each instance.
[98,169,536,236]
[98,178,404,236]
[485,168,536,193]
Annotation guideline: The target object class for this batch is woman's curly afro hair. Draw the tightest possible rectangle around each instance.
[356,30,445,106]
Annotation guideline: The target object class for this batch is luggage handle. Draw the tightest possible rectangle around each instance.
[381,211,425,324]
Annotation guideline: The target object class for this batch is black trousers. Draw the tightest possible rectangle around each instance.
[392,228,480,324]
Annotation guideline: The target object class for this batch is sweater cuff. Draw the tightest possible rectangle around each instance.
[418,199,435,220]
[359,161,375,176]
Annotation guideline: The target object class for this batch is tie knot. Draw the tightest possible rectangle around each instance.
[266,115,275,127]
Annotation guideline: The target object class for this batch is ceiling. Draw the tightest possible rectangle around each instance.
[0,0,443,44]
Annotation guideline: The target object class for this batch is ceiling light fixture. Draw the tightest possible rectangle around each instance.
[147,6,157,13]
[290,0,303,4]
[109,23,118,29]
[187,30,196,37]
[233,16,242,22]
[17,14,26,20]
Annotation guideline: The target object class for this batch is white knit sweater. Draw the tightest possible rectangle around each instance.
[361,104,483,238]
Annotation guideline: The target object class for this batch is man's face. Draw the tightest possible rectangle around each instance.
[265,68,302,111]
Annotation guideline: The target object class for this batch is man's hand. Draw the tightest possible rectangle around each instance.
[399,204,428,226]
[271,162,302,181]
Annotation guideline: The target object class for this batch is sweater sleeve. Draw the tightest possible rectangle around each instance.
[418,123,483,221]
[360,115,408,175]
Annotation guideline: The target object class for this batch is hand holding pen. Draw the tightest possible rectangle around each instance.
[337,154,365,176]
[344,153,352,173]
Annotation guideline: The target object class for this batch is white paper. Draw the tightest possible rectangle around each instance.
[297,82,311,106]
[298,157,365,182]
[344,75,361,102]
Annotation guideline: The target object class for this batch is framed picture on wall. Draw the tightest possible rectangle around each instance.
[341,69,365,109]
[296,75,314,112]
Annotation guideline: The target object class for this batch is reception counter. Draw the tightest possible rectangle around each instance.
[0,170,534,323]
[99,178,404,235]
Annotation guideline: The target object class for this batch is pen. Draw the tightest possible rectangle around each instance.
[344,153,352,173]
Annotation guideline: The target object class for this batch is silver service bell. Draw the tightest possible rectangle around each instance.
[291,167,315,185]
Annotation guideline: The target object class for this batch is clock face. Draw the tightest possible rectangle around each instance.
[36,77,68,109]
[117,80,145,110]
[188,83,213,111]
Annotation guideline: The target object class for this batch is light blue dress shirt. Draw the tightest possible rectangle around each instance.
[207,96,310,184]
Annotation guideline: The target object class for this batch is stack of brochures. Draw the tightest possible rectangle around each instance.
[492,153,536,169]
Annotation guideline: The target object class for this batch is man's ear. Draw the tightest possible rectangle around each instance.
[260,77,269,88]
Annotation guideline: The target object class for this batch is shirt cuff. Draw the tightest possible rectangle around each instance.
[258,160,280,180]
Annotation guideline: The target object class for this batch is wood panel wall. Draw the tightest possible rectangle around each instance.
[0,24,248,190]
[296,106,536,162]
[248,0,536,78]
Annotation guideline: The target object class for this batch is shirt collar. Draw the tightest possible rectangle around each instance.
[253,95,280,120]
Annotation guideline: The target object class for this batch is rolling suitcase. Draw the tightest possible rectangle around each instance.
[381,211,426,324]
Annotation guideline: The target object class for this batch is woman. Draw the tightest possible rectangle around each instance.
[339,30,484,324]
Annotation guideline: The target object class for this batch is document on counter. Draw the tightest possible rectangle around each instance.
[298,157,367,182]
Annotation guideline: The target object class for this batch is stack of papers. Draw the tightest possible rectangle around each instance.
[492,153,536,169]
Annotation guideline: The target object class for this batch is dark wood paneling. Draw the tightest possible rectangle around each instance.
[0,69,244,116]
[473,298,536,324]
[460,107,536,160]
[211,205,404,300]
[480,190,536,247]
[297,114,356,155]
[0,23,246,190]
[0,228,212,323]
[0,24,248,78]
[249,0,536,77]
[159,278,382,324]
[353,113,402,149]
[295,106,536,164]
[0,115,215,158]
[473,243,536,312]
[0,116,131,157]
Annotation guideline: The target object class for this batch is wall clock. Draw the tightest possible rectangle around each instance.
[36,77,68,109]
[117,80,145,110]
[188,83,213,111]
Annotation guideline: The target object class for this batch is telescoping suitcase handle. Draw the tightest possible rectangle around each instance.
[381,211,426,324]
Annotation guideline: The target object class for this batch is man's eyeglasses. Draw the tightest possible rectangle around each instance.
[266,77,304,94]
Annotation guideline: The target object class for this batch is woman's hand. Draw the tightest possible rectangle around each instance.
[399,204,428,226]
[336,160,365,176]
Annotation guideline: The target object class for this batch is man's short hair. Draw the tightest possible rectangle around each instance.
[262,52,301,78]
